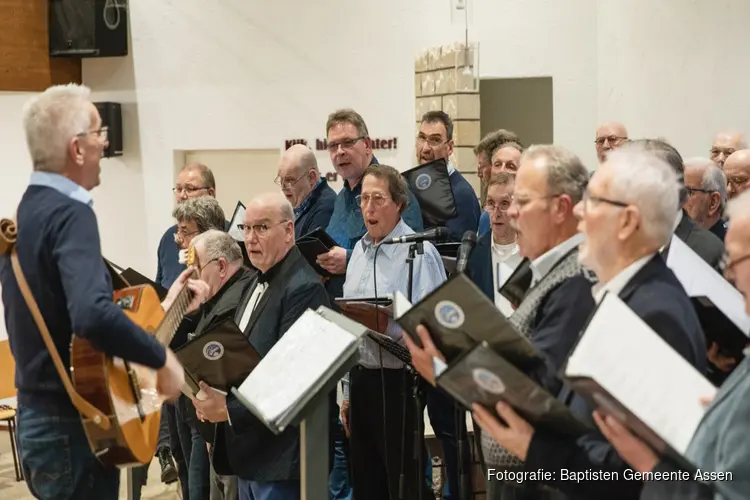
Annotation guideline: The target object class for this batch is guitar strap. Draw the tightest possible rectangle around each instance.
[0,218,111,430]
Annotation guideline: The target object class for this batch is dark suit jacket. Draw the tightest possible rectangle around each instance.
[523,255,708,499]
[641,356,750,500]
[673,210,723,269]
[466,231,493,300]
[294,179,337,239]
[212,247,331,481]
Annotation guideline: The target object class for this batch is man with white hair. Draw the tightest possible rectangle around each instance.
[0,84,193,498]
[722,149,750,200]
[276,144,337,238]
[683,158,728,240]
[595,121,629,162]
[194,192,331,500]
[599,190,750,500]
[407,145,598,499]
[472,145,707,499]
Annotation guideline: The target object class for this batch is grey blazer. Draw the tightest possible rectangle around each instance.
[641,356,750,499]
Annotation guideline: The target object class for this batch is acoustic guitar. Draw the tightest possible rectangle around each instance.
[70,247,199,466]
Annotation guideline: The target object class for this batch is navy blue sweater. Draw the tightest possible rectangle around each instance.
[156,224,185,289]
[294,179,337,239]
[0,186,167,412]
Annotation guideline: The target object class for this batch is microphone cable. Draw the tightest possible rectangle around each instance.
[372,243,396,497]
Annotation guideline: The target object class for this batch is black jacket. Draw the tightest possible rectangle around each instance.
[174,267,255,439]
[524,255,707,499]
[212,247,331,481]
[673,210,724,269]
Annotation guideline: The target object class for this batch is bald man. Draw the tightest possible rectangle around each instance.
[710,130,746,167]
[595,121,628,162]
[683,158,727,240]
[723,149,750,200]
[276,144,336,238]
[204,191,332,500]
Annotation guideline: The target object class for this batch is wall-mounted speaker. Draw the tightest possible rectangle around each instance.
[49,0,129,58]
[95,102,123,158]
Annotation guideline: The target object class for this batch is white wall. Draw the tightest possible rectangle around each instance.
[0,0,749,344]
[597,0,750,158]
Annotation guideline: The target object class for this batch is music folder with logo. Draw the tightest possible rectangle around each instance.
[296,227,338,277]
[665,235,750,358]
[401,157,457,228]
[395,272,540,368]
[497,258,533,310]
[104,259,168,300]
[437,341,590,438]
[173,318,261,397]
[562,292,717,471]
[232,306,366,435]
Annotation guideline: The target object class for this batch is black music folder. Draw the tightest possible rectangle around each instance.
[498,258,532,309]
[226,201,256,270]
[174,318,261,398]
[297,227,338,277]
[664,235,750,357]
[104,259,168,300]
[401,158,457,229]
[395,273,540,367]
[232,306,366,434]
[562,292,717,471]
[438,341,590,438]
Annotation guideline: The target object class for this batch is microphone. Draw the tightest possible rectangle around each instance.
[379,226,449,245]
[455,230,477,273]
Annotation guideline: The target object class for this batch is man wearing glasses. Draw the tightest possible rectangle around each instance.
[722,149,750,200]
[316,109,424,298]
[683,159,728,241]
[196,192,331,500]
[276,144,336,238]
[709,130,746,167]
[594,121,628,163]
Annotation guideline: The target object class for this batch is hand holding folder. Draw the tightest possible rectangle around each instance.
[297,227,338,277]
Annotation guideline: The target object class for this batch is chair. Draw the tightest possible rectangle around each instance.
[0,340,22,482]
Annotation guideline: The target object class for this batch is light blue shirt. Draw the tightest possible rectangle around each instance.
[29,171,92,207]
[341,218,447,398]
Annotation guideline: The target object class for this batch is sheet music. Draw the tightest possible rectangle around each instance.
[666,235,750,336]
[236,309,356,424]
[394,291,412,319]
[228,202,246,242]
[565,293,717,455]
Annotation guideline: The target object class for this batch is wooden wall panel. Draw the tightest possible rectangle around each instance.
[0,0,81,92]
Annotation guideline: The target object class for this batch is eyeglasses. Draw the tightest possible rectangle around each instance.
[77,126,109,142]
[274,171,310,188]
[355,193,390,208]
[198,258,219,275]
[237,220,289,237]
[710,148,736,159]
[173,185,209,195]
[727,176,750,189]
[484,200,512,213]
[685,187,712,196]
[327,136,364,153]
[719,252,750,283]
[594,136,626,146]
[174,229,199,246]
[416,136,448,148]
[581,189,629,210]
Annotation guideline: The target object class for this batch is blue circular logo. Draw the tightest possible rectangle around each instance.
[434,300,465,328]
[415,173,432,191]
[203,341,224,361]
[472,368,506,395]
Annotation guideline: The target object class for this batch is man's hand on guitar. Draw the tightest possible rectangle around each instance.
[161,266,210,313]
[156,350,185,402]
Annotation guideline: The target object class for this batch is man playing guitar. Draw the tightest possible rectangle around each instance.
[0,84,208,499]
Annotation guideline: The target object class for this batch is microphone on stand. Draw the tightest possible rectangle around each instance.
[455,231,477,274]
[379,227,449,245]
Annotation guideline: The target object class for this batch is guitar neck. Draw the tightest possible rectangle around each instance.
[154,281,193,346]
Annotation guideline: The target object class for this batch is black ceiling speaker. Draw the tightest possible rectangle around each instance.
[49,0,129,58]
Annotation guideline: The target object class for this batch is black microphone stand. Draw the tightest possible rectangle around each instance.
[406,241,427,500]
